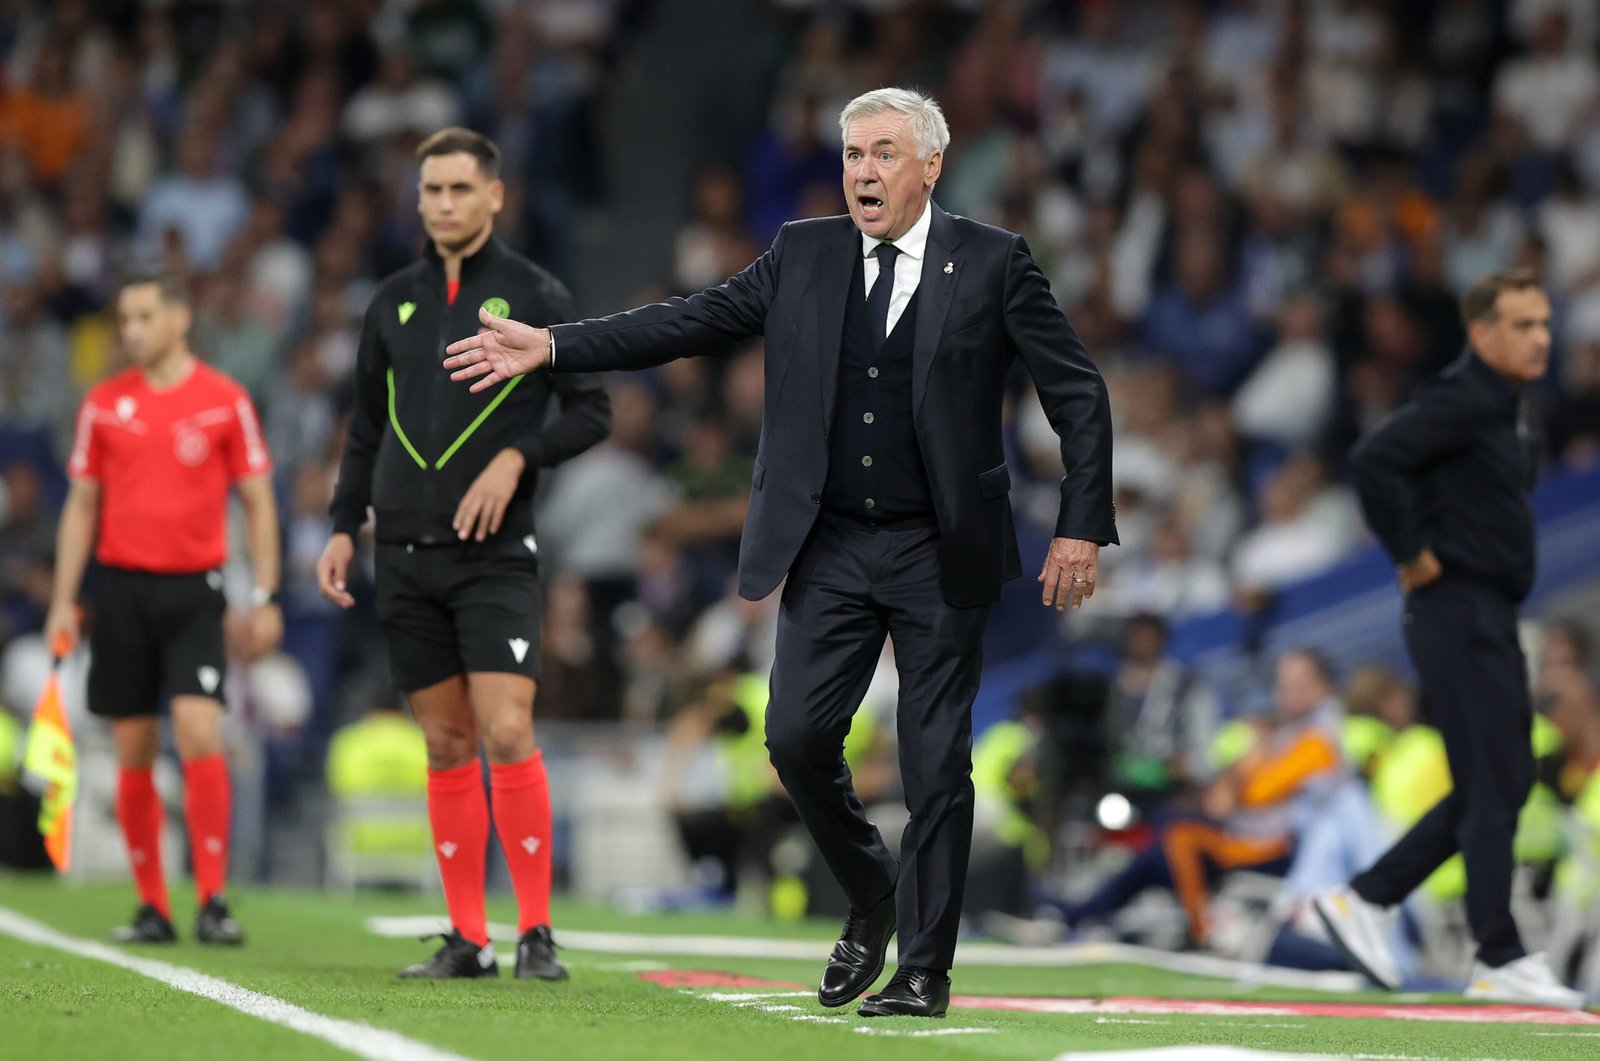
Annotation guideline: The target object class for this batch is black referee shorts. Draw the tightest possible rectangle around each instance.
[375,536,544,692]
[88,566,229,718]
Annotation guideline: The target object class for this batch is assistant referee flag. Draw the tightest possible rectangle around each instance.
[22,635,77,872]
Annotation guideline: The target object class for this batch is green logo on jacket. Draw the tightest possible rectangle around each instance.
[481,297,510,318]
[398,301,417,325]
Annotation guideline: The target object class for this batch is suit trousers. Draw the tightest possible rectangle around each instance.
[765,513,989,971]
[1350,577,1534,967]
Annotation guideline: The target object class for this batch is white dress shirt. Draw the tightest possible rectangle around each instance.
[861,202,932,337]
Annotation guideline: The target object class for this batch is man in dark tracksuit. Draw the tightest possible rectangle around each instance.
[317,129,610,981]
[1314,269,1584,1009]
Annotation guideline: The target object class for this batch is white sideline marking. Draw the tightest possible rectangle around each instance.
[594,960,671,972]
[1529,1031,1600,1036]
[0,906,473,1061]
[1093,1017,1308,1030]
[851,1026,997,1037]
[363,916,1364,991]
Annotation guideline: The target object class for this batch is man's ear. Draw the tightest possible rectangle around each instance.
[925,150,943,187]
[1466,317,1489,352]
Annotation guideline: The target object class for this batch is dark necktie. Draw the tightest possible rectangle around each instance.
[866,243,899,351]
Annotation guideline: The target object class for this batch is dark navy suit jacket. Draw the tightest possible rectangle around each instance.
[549,205,1117,607]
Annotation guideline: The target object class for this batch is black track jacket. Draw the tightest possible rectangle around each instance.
[331,237,610,544]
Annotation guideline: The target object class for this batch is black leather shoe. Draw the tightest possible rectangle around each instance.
[818,893,896,1007]
[857,965,951,1018]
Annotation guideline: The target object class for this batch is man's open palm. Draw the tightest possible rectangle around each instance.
[443,307,551,392]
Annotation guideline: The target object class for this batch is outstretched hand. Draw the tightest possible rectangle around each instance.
[443,307,552,392]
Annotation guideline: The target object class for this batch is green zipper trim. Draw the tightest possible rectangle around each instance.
[387,369,427,468]
[434,375,524,469]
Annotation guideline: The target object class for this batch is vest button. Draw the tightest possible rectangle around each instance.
[863,412,874,424]
[810,494,820,504]
[862,455,873,467]
[864,498,876,509]
[868,366,879,378]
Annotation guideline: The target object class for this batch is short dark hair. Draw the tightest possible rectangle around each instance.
[415,127,501,179]
[118,270,188,306]
[1460,267,1543,328]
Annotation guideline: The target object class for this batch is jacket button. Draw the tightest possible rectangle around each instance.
[810,494,820,504]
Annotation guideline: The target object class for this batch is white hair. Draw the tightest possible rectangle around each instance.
[838,88,950,160]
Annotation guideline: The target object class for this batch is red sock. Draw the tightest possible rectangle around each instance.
[490,751,554,932]
[183,755,232,906]
[428,760,490,946]
[116,767,170,920]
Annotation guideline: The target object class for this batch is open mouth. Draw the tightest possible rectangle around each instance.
[857,195,884,220]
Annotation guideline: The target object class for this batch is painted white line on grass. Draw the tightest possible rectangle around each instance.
[363,916,1364,991]
[1092,1017,1308,1029]
[1057,1051,1529,1061]
[790,1015,848,1024]
[699,991,814,1002]
[851,1026,997,1037]
[593,960,672,972]
[0,906,474,1061]
[1529,1031,1600,1036]
[760,1005,805,1012]
[1057,1050,1325,1060]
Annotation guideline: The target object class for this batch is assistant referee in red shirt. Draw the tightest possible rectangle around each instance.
[45,272,281,946]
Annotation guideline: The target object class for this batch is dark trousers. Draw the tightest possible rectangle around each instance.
[1351,577,1534,967]
[765,515,989,970]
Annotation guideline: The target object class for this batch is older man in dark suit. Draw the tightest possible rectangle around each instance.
[445,88,1116,1017]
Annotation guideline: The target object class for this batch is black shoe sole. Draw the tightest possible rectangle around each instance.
[857,1002,947,1018]
[397,967,500,980]
[516,968,570,981]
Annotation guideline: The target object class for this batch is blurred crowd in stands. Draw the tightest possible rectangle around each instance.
[2,0,1600,980]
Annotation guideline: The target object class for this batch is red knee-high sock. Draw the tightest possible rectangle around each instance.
[428,760,490,946]
[490,751,554,932]
[117,767,170,919]
[183,755,232,906]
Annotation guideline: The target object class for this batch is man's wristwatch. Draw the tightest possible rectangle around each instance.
[250,586,282,607]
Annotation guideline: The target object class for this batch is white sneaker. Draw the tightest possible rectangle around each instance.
[1312,886,1401,990]
[1464,953,1587,1010]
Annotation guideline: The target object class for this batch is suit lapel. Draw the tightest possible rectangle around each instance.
[912,204,961,417]
[817,219,858,431]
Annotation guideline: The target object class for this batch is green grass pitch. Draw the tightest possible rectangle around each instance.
[1,873,1595,1060]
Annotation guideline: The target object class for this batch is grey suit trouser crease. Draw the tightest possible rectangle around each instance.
[764,513,989,971]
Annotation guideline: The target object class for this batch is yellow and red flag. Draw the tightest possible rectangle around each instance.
[22,633,77,872]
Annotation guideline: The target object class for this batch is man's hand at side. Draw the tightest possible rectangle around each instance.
[1039,537,1099,611]
[454,448,526,541]
[316,533,357,608]
[443,307,551,392]
[1398,547,1442,594]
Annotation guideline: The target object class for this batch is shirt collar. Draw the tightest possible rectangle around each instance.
[860,199,933,264]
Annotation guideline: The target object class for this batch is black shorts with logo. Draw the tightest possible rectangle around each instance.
[375,535,544,692]
[88,566,229,718]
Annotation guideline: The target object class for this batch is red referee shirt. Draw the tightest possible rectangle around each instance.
[68,361,272,573]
